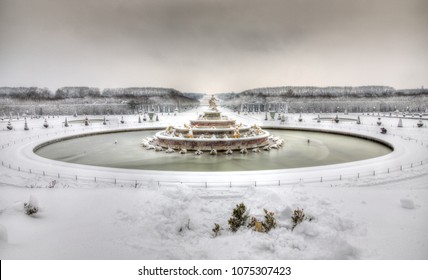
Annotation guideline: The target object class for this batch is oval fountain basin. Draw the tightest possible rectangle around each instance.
[34,129,392,172]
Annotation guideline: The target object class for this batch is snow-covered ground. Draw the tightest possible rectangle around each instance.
[0,108,427,259]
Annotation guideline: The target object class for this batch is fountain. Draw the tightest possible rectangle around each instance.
[149,96,272,152]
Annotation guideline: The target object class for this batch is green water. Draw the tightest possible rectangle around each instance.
[35,129,392,172]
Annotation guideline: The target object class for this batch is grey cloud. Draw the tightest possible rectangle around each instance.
[0,0,427,92]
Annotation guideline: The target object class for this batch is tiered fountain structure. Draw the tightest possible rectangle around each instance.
[145,96,278,154]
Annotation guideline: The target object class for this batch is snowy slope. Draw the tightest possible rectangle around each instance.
[0,107,427,259]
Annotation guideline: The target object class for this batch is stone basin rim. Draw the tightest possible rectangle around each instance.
[32,125,394,154]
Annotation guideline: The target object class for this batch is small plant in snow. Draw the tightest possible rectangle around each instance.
[291,208,305,230]
[261,209,277,232]
[248,209,277,233]
[47,180,57,188]
[248,216,264,232]
[228,203,249,232]
[212,223,222,237]
[24,196,39,216]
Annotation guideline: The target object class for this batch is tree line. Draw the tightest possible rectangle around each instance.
[0,87,203,101]
[218,86,427,100]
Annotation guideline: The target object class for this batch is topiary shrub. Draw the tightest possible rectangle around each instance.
[228,203,249,232]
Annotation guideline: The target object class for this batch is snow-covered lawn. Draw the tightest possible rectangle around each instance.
[0,109,427,259]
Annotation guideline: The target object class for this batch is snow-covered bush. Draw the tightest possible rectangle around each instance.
[261,209,277,232]
[291,208,305,230]
[248,217,263,232]
[248,209,277,233]
[228,203,249,232]
[24,195,39,215]
[47,180,57,188]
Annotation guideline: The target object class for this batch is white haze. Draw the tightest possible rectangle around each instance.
[0,0,427,93]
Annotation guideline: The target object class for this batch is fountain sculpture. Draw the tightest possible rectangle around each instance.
[142,96,281,153]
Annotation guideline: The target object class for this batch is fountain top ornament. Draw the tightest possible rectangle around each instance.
[143,95,282,153]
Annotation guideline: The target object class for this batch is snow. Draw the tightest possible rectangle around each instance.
[0,224,7,244]
[23,194,39,215]
[0,106,428,259]
[400,198,415,209]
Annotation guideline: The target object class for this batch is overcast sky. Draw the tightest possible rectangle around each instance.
[0,0,427,93]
